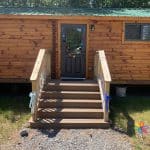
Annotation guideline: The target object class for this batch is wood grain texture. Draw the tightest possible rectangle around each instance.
[0,17,150,83]
[0,19,52,81]
[89,20,150,82]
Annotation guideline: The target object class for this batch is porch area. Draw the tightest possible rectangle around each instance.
[29,49,111,128]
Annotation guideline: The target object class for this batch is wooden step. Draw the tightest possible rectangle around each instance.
[38,99,102,108]
[29,79,109,129]
[40,91,100,99]
[37,108,103,119]
[46,80,97,85]
[29,118,109,129]
[44,82,99,92]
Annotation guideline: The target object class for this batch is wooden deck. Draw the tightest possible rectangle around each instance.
[29,50,111,129]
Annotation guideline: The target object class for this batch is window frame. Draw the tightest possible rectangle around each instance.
[124,22,150,42]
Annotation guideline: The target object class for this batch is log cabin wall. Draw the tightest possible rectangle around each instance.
[0,19,53,82]
[88,19,150,83]
[0,16,150,84]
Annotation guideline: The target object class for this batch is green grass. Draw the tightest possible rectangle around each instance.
[110,95,150,150]
[0,96,30,144]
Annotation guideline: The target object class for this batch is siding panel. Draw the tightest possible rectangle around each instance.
[89,20,150,81]
[0,19,52,80]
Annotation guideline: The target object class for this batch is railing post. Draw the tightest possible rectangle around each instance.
[94,50,111,123]
[104,81,110,122]
[30,49,51,122]
[31,80,38,121]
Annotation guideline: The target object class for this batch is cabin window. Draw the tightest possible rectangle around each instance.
[125,23,150,41]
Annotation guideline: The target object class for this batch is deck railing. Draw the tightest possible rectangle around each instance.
[94,50,111,122]
[30,49,51,121]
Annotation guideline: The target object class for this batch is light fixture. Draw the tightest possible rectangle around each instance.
[90,24,95,31]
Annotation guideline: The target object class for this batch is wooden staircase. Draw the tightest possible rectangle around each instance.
[29,80,109,129]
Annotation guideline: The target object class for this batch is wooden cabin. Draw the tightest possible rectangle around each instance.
[0,8,150,128]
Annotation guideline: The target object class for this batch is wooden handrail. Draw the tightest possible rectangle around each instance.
[30,49,46,81]
[30,49,51,121]
[98,51,111,82]
[94,50,112,122]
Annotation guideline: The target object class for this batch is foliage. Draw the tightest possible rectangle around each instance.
[0,0,150,8]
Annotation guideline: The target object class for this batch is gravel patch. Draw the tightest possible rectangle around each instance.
[0,129,132,150]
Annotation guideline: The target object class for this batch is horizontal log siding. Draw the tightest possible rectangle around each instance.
[88,20,150,81]
[0,17,150,83]
[0,19,52,80]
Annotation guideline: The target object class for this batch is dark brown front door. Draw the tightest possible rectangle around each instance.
[61,24,86,79]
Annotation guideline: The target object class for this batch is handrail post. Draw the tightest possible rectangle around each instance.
[30,49,51,122]
[104,81,110,122]
[94,50,111,123]
[31,80,38,121]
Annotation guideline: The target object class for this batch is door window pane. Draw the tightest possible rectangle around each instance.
[65,26,83,55]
